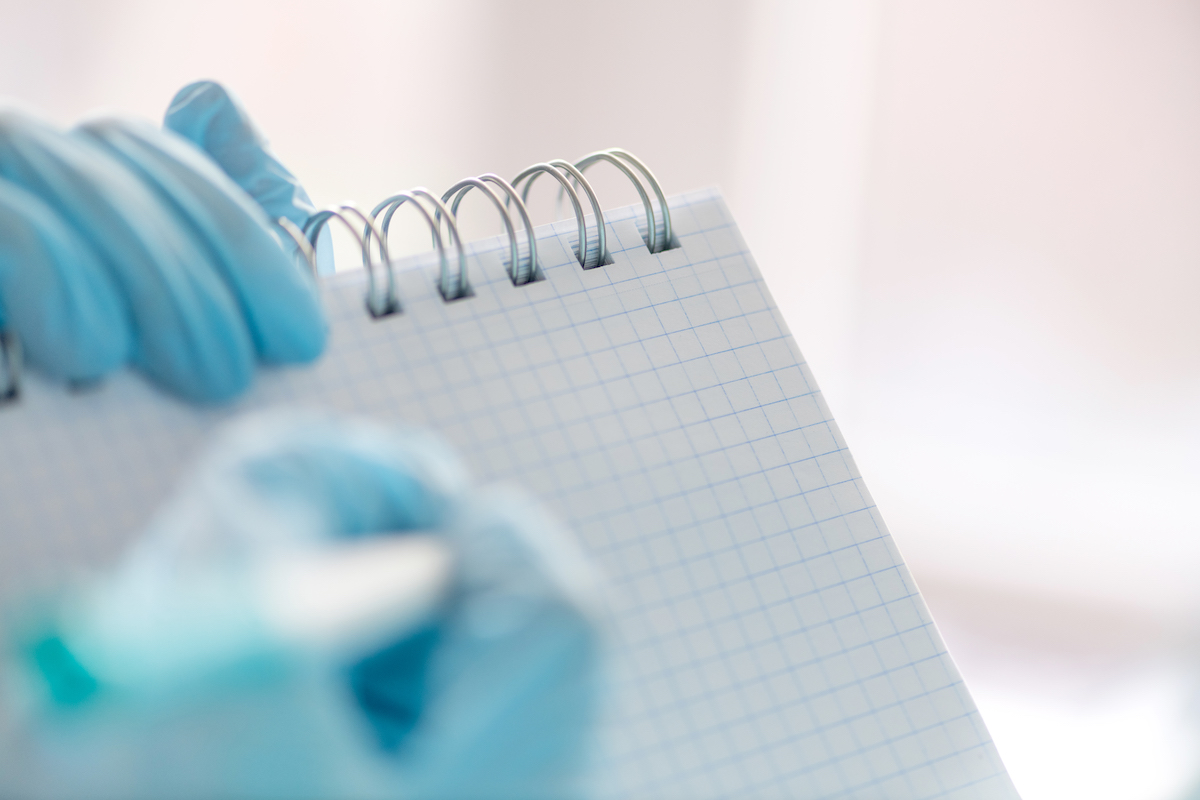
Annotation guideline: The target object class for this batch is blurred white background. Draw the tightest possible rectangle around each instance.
[2,1,1199,797]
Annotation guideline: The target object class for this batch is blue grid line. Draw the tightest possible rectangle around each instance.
[638,672,971,785]
[621,614,952,737]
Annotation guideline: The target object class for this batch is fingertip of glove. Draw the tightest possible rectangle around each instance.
[163,80,315,229]
[280,318,329,365]
[164,81,245,132]
[141,359,255,405]
[255,287,329,366]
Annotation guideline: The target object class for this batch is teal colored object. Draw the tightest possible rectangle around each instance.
[1,413,603,800]
[27,634,99,707]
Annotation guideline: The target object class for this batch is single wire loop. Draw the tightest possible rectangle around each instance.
[520,160,609,268]
[574,150,656,252]
[372,189,470,301]
[278,217,318,277]
[0,328,21,405]
[575,149,673,254]
[475,174,539,284]
[416,189,470,300]
[551,160,608,267]
[511,163,587,267]
[369,190,447,301]
[604,148,673,251]
[304,204,399,317]
[441,177,522,285]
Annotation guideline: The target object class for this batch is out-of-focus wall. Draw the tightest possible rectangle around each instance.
[857,4,1200,798]
[858,0,1200,616]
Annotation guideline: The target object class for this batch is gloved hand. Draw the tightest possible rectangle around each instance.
[0,82,326,402]
[0,412,603,800]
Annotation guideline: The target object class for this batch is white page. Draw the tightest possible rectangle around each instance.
[0,190,1017,799]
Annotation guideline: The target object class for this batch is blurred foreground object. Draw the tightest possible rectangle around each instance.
[0,411,603,800]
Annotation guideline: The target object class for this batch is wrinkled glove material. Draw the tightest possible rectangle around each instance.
[0,82,327,402]
[77,117,326,366]
[164,81,317,231]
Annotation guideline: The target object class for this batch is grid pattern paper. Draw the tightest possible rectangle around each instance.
[0,190,1017,799]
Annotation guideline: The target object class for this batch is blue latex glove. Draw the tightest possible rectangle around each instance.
[77,117,326,366]
[164,81,316,235]
[164,81,335,275]
[0,412,603,800]
[0,87,325,401]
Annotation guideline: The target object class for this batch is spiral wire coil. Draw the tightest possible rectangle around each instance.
[294,148,674,317]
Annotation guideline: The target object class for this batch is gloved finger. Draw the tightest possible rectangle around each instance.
[0,179,130,383]
[120,410,603,796]
[163,81,315,232]
[379,486,602,800]
[75,117,326,366]
[0,110,255,402]
[162,81,335,275]
[154,419,603,798]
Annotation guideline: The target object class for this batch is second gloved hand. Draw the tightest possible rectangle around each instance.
[1,412,604,800]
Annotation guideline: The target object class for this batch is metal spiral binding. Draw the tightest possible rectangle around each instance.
[278,218,318,278]
[0,151,671,403]
[574,148,674,254]
[512,160,608,269]
[290,149,668,314]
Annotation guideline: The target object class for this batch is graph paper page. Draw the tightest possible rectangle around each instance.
[0,189,1017,799]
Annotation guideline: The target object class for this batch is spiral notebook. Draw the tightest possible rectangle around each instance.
[0,167,1017,798]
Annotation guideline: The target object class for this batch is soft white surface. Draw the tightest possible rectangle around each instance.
[977,669,1198,800]
[930,584,1200,800]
